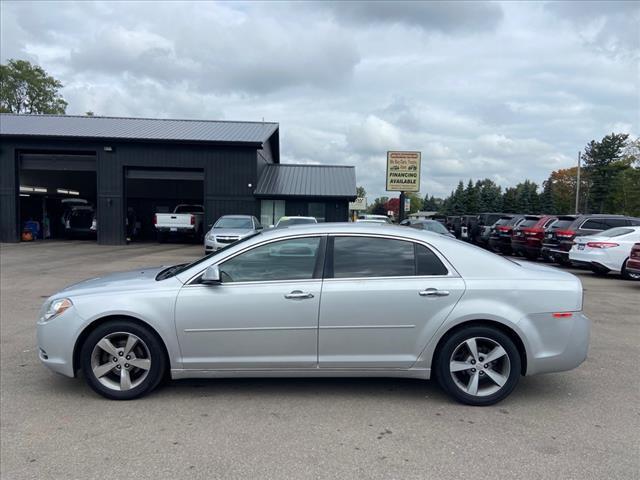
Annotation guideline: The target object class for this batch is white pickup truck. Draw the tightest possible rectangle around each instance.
[154,204,204,242]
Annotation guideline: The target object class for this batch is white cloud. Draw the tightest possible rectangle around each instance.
[1,0,637,200]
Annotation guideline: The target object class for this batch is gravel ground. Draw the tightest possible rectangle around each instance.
[1,240,638,480]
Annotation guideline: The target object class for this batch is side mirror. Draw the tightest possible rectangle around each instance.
[201,265,221,284]
[256,225,263,230]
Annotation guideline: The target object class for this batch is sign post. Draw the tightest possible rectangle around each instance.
[386,151,421,222]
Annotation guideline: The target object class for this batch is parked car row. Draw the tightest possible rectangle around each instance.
[428,212,640,280]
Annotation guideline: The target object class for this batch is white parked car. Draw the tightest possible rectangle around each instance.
[569,226,640,280]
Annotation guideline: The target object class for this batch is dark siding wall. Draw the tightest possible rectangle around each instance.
[0,137,260,244]
[0,142,18,242]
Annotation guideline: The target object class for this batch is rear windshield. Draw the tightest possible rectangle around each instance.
[519,219,539,228]
[549,219,573,230]
[494,218,512,226]
[214,218,252,229]
[599,227,634,238]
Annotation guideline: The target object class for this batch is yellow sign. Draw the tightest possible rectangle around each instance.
[386,151,421,192]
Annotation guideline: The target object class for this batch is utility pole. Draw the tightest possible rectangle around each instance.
[575,151,581,214]
[398,191,406,223]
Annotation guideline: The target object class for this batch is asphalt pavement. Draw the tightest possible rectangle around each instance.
[1,240,638,479]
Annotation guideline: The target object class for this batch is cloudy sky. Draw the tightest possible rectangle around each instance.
[2,1,638,200]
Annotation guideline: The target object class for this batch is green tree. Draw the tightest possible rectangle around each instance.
[502,187,518,213]
[406,192,423,213]
[581,133,629,213]
[464,179,479,214]
[476,178,502,212]
[0,59,67,114]
[450,181,466,215]
[356,186,367,199]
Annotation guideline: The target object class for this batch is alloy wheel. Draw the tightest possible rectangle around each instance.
[90,332,151,391]
[449,337,511,397]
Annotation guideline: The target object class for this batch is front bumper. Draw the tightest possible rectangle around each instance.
[37,307,83,378]
[204,236,241,252]
[521,311,590,375]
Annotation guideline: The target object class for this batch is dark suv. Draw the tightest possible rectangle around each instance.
[488,214,526,255]
[474,212,505,247]
[511,215,557,260]
[541,214,640,265]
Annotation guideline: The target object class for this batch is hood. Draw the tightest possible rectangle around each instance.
[60,266,168,295]
[209,228,254,236]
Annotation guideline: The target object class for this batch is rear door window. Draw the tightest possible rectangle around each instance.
[581,219,609,230]
[331,236,448,278]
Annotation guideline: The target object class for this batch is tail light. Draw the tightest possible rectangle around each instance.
[497,226,511,233]
[631,247,640,258]
[153,214,157,225]
[556,230,575,239]
[552,312,573,318]
[586,242,619,249]
[190,215,196,225]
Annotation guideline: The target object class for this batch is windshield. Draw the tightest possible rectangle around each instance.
[156,232,261,280]
[214,217,252,229]
[174,205,203,213]
[599,227,634,238]
[277,218,316,227]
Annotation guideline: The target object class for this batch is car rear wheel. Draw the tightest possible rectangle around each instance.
[436,326,521,406]
[80,320,167,400]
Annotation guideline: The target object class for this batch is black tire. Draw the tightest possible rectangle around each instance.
[524,251,538,261]
[621,259,640,281]
[436,326,521,406]
[80,320,167,400]
[157,232,166,243]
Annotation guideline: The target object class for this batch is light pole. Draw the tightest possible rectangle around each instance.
[575,151,581,215]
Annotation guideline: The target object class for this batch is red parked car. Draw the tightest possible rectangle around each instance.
[511,215,558,260]
[626,243,640,277]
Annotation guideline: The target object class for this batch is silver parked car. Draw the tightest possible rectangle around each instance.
[204,215,262,254]
[37,224,590,405]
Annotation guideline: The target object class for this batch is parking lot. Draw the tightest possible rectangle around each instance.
[1,241,638,480]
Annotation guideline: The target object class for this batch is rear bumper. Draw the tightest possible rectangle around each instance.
[156,227,196,234]
[569,249,618,272]
[541,247,569,262]
[489,236,511,251]
[512,240,542,256]
[522,311,591,376]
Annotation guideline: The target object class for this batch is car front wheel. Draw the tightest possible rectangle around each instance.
[436,326,521,406]
[621,259,640,281]
[80,320,167,400]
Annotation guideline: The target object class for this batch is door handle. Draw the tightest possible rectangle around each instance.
[419,288,450,297]
[284,290,314,300]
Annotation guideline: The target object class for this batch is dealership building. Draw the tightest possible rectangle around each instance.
[0,114,356,244]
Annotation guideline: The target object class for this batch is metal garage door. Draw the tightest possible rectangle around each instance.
[20,153,96,171]
[125,169,204,181]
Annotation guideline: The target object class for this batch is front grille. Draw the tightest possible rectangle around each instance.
[216,236,239,244]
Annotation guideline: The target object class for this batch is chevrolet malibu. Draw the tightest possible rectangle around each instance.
[37,224,590,405]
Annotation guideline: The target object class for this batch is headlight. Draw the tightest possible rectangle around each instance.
[42,298,73,321]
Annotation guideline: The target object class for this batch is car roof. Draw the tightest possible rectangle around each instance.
[218,215,253,219]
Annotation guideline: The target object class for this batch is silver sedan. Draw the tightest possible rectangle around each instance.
[37,223,590,405]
